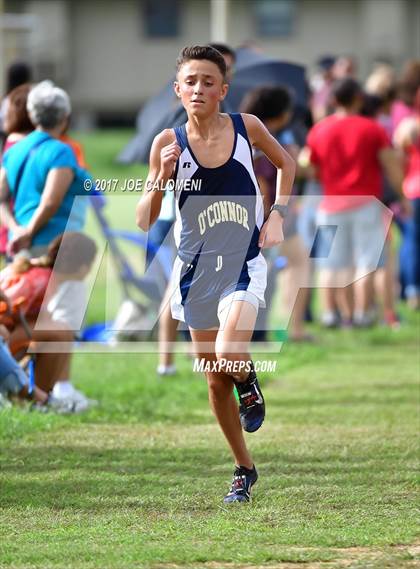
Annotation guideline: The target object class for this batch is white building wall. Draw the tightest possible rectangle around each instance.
[68,0,211,110]
[3,0,418,114]
[227,0,360,68]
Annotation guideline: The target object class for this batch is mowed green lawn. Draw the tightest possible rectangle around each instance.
[0,131,419,569]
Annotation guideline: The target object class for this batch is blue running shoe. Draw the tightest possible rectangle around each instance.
[234,363,265,432]
[223,465,258,503]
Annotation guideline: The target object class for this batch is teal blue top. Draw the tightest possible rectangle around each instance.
[3,130,91,246]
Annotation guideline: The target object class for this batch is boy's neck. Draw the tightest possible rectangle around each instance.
[187,111,225,139]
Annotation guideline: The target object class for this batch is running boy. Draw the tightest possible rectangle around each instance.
[136,46,295,503]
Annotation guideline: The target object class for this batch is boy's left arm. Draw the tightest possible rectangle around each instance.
[243,114,296,248]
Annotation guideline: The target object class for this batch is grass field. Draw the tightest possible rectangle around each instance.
[0,131,419,569]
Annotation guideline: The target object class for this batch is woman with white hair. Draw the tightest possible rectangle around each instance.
[0,80,91,257]
[0,80,95,411]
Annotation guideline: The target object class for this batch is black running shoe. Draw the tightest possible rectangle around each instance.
[234,363,265,432]
[223,465,258,503]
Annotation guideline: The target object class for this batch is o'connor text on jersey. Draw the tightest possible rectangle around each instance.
[198,200,250,235]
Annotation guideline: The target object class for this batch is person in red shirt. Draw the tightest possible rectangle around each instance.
[306,78,403,326]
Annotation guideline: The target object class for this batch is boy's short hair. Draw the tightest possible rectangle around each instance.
[239,86,292,121]
[332,78,362,107]
[209,43,236,63]
[176,45,227,80]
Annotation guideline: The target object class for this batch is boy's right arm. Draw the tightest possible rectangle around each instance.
[135,130,180,231]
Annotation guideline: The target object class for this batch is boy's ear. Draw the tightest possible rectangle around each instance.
[219,83,229,102]
[174,81,181,98]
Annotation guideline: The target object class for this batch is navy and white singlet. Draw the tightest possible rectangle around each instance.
[169,113,267,329]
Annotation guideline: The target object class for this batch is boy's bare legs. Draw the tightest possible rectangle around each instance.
[189,327,253,470]
[215,300,258,381]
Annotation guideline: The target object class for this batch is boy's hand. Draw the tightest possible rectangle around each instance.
[258,212,284,248]
[159,141,181,179]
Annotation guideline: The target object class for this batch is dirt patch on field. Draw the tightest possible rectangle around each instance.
[150,543,420,568]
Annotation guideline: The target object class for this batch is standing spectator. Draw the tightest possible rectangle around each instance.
[310,55,336,123]
[363,67,401,327]
[306,78,404,327]
[0,83,35,258]
[0,62,32,135]
[240,86,312,341]
[2,83,34,153]
[0,80,91,255]
[365,64,396,136]
[391,61,420,132]
[392,61,420,309]
[332,56,356,80]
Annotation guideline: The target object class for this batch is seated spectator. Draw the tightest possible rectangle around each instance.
[0,232,97,407]
[0,289,75,412]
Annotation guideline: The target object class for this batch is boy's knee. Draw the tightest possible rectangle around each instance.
[216,351,230,374]
[207,374,232,399]
[216,352,241,377]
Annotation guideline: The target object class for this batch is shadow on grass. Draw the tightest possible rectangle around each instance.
[1,442,417,513]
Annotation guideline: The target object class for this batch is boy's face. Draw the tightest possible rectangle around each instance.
[174,59,228,116]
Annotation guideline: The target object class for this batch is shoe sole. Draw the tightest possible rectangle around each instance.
[240,405,265,433]
[242,418,264,433]
[223,478,258,504]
